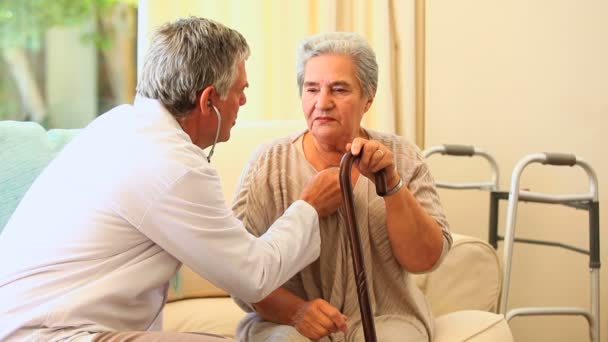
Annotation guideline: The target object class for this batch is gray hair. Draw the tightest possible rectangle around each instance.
[137,17,250,116]
[296,32,378,99]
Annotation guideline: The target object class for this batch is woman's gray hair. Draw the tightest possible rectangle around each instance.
[137,17,250,116]
[296,32,378,99]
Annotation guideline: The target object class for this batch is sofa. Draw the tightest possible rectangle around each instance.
[0,119,513,341]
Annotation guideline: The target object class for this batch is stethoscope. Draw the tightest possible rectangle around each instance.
[206,102,222,163]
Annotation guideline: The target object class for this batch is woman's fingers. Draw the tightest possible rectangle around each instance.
[347,137,367,156]
[348,138,392,174]
[373,147,394,173]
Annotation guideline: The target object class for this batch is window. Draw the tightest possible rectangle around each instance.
[0,0,137,128]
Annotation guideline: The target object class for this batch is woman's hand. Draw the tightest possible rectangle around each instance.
[347,138,400,190]
[292,298,348,340]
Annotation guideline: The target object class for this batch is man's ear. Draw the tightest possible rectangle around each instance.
[198,86,215,117]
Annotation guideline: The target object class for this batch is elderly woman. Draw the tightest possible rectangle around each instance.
[232,32,452,341]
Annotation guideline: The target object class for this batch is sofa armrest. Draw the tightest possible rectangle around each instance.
[163,297,245,338]
[412,233,501,316]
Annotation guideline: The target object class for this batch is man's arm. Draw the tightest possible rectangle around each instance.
[138,167,322,303]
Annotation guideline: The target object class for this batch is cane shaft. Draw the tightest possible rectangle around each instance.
[339,152,386,342]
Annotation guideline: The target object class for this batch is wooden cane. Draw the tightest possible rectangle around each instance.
[339,152,388,342]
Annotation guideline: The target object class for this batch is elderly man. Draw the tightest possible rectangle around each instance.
[0,17,342,341]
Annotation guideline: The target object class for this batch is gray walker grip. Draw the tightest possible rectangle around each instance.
[443,144,475,156]
[542,153,577,166]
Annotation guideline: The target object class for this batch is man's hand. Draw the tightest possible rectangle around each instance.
[292,299,348,340]
[300,167,342,217]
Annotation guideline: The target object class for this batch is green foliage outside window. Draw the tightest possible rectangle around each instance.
[0,0,134,50]
[0,0,138,123]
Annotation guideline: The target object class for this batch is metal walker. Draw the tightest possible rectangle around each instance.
[424,145,601,342]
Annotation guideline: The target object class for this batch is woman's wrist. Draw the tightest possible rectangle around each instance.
[382,177,403,197]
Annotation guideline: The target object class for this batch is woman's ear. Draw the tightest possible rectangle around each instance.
[364,96,374,112]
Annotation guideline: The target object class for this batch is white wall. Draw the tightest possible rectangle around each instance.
[425,1,607,341]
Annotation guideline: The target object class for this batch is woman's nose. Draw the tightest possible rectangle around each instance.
[315,89,333,110]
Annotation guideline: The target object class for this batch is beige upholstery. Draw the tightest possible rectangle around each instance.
[167,266,228,301]
[164,298,244,338]
[164,300,514,340]
[435,311,513,341]
[162,120,512,341]
[413,233,502,316]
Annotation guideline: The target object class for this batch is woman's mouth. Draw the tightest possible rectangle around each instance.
[315,117,335,123]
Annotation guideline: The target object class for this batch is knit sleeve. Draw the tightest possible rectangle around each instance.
[231,145,275,237]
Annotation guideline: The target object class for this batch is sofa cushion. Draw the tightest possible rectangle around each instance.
[167,265,228,301]
[163,298,247,338]
[434,310,513,341]
[163,301,514,340]
[413,233,501,316]
[0,121,79,231]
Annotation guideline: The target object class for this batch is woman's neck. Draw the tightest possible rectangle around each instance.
[303,129,367,170]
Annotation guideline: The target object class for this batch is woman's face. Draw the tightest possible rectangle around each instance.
[301,54,372,148]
